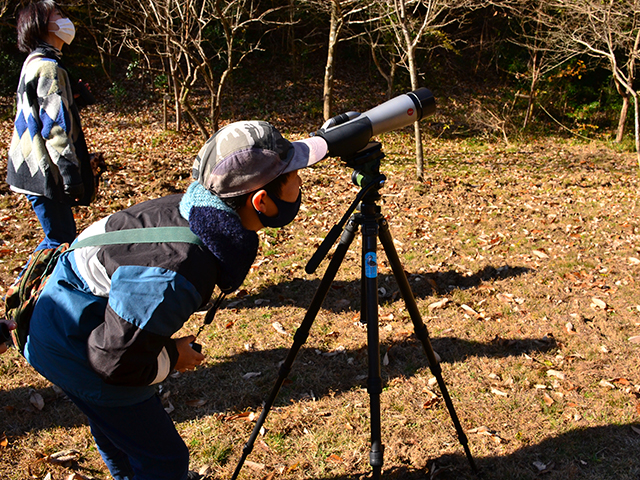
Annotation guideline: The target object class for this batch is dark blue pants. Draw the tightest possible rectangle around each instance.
[65,393,190,480]
[26,194,76,251]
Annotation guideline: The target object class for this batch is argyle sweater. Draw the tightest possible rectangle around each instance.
[6,43,87,201]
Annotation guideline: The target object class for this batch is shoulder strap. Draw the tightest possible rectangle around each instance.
[69,226,204,250]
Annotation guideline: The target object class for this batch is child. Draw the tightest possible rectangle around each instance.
[24,121,327,480]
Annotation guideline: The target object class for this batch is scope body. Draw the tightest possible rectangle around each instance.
[317,88,435,159]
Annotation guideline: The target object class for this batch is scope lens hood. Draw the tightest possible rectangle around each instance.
[407,88,436,120]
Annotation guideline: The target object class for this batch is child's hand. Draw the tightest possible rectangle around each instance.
[174,335,205,372]
[1,320,16,354]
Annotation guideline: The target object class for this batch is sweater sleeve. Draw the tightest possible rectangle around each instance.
[87,265,202,386]
[37,60,83,187]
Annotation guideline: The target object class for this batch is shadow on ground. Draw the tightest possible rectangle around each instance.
[305,423,640,480]
[1,330,555,434]
[221,264,531,313]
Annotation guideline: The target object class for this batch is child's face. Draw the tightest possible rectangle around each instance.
[278,170,302,202]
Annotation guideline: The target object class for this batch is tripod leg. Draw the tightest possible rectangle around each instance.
[377,218,479,475]
[361,219,384,480]
[230,219,359,480]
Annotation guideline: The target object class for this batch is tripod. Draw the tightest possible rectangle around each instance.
[231,143,478,479]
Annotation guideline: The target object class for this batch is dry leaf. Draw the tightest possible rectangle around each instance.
[543,393,554,406]
[423,388,440,409]
[322,346,346,357]
[285,461,301,473]
[29,390,44,411]
[48,449,81,467]
[496,293,514,303]
[461,304,478,316]
[428,298,449,311]
[628,257,640,265]
[591,297,607,309]
[565,322,576,334]
[613,378,631,386]
[631,425,640,435]
[66,474,91,480]
[468,426,490,434]
[533,461,548,471]
[198,465,212,476]
[468,426,503,443]
[599,379,615,389]
[532,249,549,259]
[629,336,640,344]
[186,398,207,407]
[491,387,508,397]
[243,372,262,380]
[245,460,265,470]
[0,434,8,448]
[227,411,252,421]
[383,351,389,366]
[423,397,439,409]
[272,322,287,335]
[327,454,344,463]
[547,370,565,380]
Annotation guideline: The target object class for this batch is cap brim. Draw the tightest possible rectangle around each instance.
[284,136,328,174]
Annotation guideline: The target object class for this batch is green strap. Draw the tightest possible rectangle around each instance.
[69,226,204,250]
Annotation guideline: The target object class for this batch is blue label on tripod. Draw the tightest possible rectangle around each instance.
[365,252,377,278]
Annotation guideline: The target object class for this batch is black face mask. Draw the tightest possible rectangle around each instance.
[255,191,302,228]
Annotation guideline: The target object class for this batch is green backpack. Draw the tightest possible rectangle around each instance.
[4,227,203,355]
[5,244,68,354]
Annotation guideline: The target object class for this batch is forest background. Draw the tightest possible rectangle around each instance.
[0,1,639,480]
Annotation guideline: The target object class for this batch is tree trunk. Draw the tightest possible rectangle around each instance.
[406,49,424,180]
[523,52,540,131]
[616,94,629,143]
[323,1,342,121]
[634,93,639,166]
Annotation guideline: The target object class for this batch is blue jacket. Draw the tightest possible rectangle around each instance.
[25,184,258,406]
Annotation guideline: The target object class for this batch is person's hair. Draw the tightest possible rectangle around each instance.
[221,171,294,211]
[16,0,67,53]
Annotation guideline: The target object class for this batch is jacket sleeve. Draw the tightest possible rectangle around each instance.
[36,60,83,188]
[87,265,202,386]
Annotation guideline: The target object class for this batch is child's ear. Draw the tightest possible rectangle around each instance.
[250,190,268,213]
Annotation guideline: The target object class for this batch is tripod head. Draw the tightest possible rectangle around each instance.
[345,142,386,199]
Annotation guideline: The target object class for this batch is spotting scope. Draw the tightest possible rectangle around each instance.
[315,88,436,159]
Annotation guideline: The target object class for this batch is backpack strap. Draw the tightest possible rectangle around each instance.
[69,226,204,250]
[70,226,218,346]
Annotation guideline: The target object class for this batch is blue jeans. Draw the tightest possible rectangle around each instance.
[26,194,76,251]
[65,392,190,480]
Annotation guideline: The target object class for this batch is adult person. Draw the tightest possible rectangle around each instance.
[23,121,328,480]
[7,0,96,252]
[0,320,17,354]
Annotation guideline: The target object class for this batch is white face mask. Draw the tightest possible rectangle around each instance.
[49,17,75,45]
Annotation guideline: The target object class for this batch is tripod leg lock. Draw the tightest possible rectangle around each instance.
[369,446,384,467]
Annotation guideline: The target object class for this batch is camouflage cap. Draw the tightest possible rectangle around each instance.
[192,121,327,198]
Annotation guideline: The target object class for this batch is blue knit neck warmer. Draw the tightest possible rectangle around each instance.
[180,182,258,293]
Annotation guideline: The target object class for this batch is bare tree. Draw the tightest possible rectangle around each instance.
[305,0,375,121]
[498,0,578,130]
[93,0,287,137]
[554,0,640,163]
[0,0,9,19]
[380,0,466,180]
